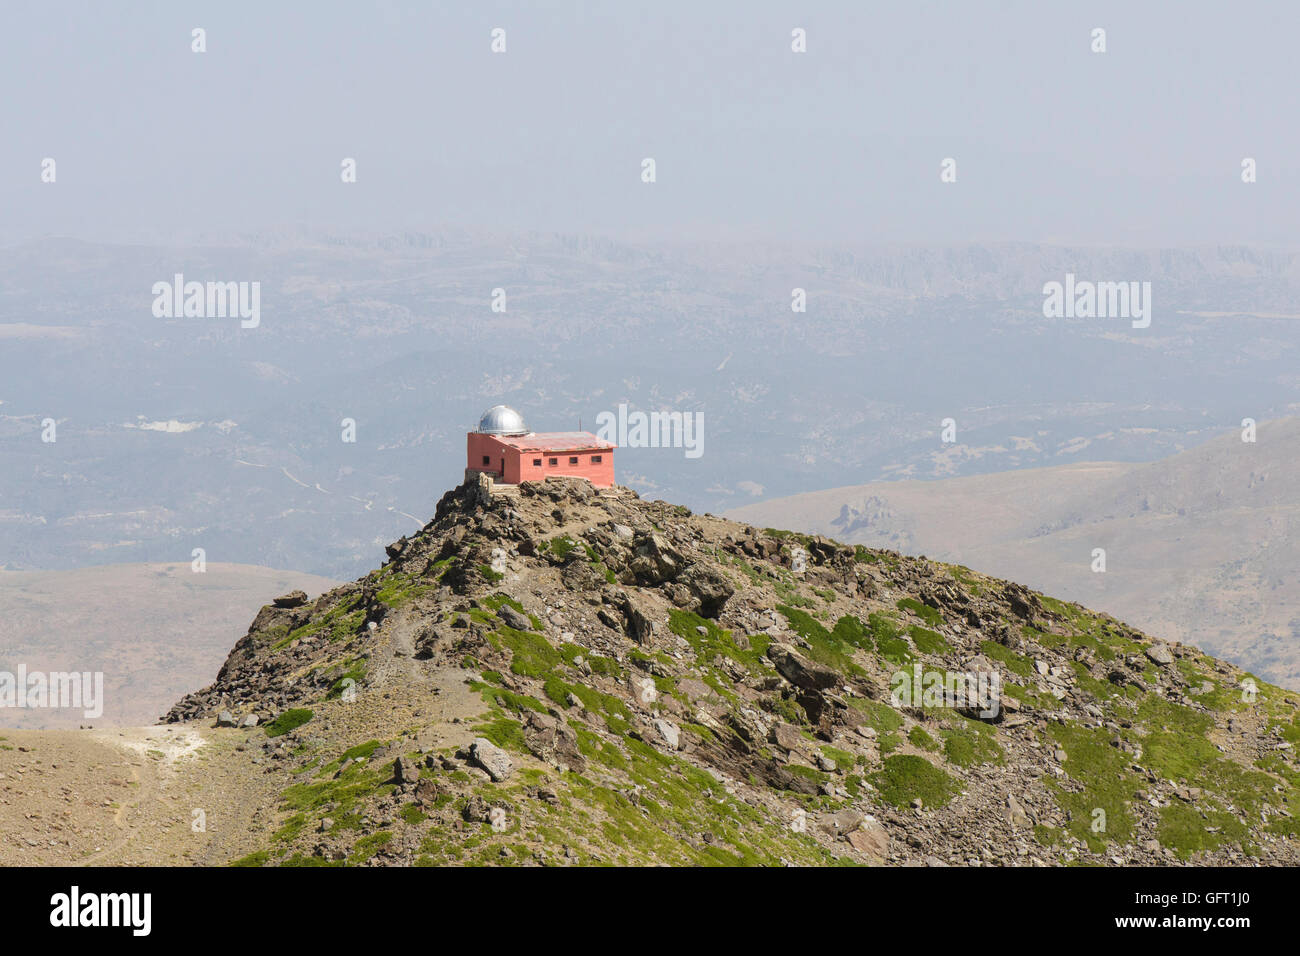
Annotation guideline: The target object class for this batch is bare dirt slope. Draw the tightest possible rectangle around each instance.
[0,725,269,865]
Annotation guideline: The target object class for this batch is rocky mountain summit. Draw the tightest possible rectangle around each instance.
[166,476,1300,866]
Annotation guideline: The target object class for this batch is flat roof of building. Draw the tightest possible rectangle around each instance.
[489,431,616,453]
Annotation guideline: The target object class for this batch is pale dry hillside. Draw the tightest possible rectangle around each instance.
[0,563,336,728]
[730,418,1300,689]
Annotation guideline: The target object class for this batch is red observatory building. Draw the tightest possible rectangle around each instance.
[466,405,615,487]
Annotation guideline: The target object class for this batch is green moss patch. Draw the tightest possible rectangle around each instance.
[272,597,366,651]
[909,626,950,655]
[897,598,944,628]
[908,726,939,751]
[265,708,315,737]
[940,720,1004,768]
[870,613,913,666]
[775,605,864,675]
[489,625,562,679]
[979,640,1034,679]
[672,609,772,675]
[869,755,960,809]
[1045,723,1138,852]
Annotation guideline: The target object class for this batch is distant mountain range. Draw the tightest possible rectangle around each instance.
[4,232,1300,579]
[730,418,1300,689]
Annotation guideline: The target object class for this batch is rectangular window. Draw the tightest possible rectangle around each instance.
[591,455,602,464]
[569,456,579,465]
[548,457,557,466]
[482,455,490,466]
[533,458,542,466]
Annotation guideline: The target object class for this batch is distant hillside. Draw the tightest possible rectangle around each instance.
[729,418,1300,689]
[0,563,336,728]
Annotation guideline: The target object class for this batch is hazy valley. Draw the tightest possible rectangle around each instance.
[5,234,1300,580]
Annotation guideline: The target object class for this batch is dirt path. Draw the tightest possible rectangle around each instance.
[0,724,272,866]
[366,612,428,690]
[0,651,494,867]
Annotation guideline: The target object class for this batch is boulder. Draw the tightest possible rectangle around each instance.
[677,678,715,703]
[469,737,514,782]
[497,605,532,631]
[767,643,840,691]
[653,718,682,751]
[393,755,420,786]
[561,560,607,592]
[1002,582,1042,622]
[523,711,586,772]
[1007,793,1033,829]
[272,590,309,609]
[677,563,735,618]
[629,533,685,584]
[618,592,658,645]
[1145,643,1175,666]
[413,777,440,805]
[847,823,890,858]
[771,722,805,752]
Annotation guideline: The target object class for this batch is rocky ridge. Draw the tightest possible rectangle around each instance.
[166,476,1300,866]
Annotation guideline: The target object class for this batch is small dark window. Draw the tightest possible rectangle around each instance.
[482,455,490,466]
[533,458,542,466]
[569,456,579,465]
[548,457,558,466]
[591,455,602,464]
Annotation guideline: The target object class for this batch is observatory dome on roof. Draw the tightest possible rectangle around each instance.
[466,405,614,487]
[476,405,529,436]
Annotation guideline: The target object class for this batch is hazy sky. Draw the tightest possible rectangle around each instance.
[1,0,1295,246]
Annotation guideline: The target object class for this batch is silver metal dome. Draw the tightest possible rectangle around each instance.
[477,404,529,436]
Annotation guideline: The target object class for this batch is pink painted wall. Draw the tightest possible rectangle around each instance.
[510,445,614,486]
[467,432,510,480]
[466,433,615,487]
